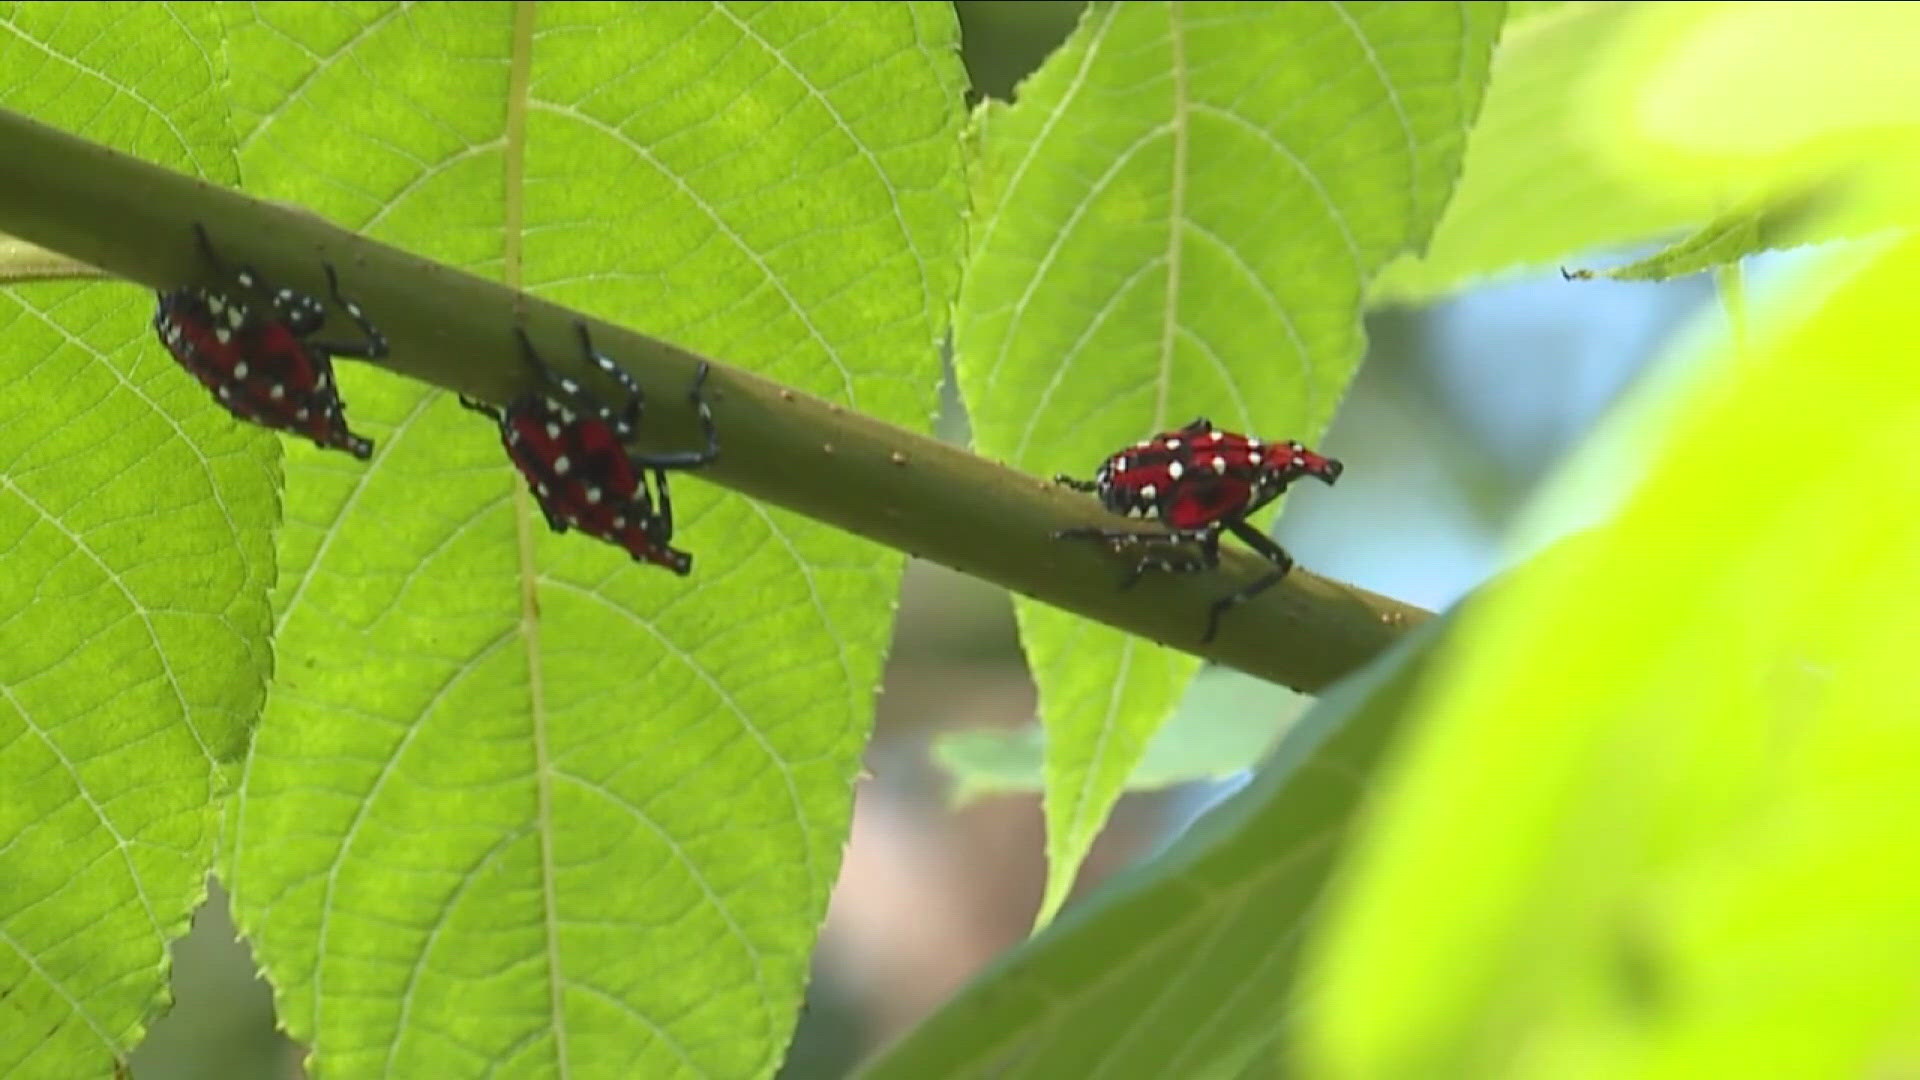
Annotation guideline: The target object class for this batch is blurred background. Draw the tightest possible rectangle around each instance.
[129,4,1729,1077]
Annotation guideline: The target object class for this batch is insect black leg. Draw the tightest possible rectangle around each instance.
[1203,570,1284,644]
[191,223,226,275]
[301,263,390,360]
[514,327,585,404]
[1056,525,1221,589]
[1119,530,1220,590]
[627,362,720,470]
[649,467,676,543]
[191,223,283,311]
[1197,517,1299,643]
[575,321,645,437]
[458,395,504,422]
[1222,517,1295,575]
[1053,525,1197,546]
[1054,474,1100,493]
[639,468,695,576]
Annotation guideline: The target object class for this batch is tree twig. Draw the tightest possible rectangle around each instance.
[0,106,1431,692]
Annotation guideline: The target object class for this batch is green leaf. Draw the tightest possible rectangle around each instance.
[953,0,1501,926]
[1300,234,1920,1076]
[860,603,1464,1080]
[0,7,267,1078]
[933,666,1306,803]
[1560,188,1830,282]
[1372,1,1724,303]
[211,6,964,1078]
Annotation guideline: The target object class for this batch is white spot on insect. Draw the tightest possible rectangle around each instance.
[316,372,329,389]
[215,328,232,344]
[1164,438,1181,450]
[1140,484,1158,500]
[560,408,577,424]
[233,362,249,379]
[586,487,602,504]
[554,456,571,475]
[295,408,310,420]
[237,271,255,287]
[269,383,286,401]
[613,516,627,529]
[1167,460,1184,480]
[536,482,550,496]
[207,297,225,314]
[560,378,580,395]
[1136,439,1153,449]
[228,307,244,328]
[546,422,561,439]
[1212,456,1228,472]
[216,385,231,400]
[1246,438,1262,450]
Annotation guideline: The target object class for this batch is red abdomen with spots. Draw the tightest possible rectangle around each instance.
[499,402,688,573]
[1084,418,1342,531]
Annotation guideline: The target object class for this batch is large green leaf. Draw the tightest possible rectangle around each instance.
[211,5,964,1078]
[861,603,1464,1079]
[1306,232,1920,1080]
[5,4,963,1079]
[1304,8,1920,1072]
[0,7,269,1079]
[953,0,1501,926]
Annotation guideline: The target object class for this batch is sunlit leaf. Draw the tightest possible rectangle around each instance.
[214,6,964,1078]
[1372,1,1719,303]
[954,0,1501,927]
[0,7,264,1078]
[4,4,964,1079]
[1302,233,1920,1079]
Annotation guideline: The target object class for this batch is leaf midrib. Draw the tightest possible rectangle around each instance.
[502,3,571,1075]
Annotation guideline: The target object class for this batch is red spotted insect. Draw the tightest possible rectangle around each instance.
[1054,417,1343,642]
[460,322,719,575]
[152,224,385,459]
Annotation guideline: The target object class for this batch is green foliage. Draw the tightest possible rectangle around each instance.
[0,280,276,1078]
[5,3,1917,1078]
[1370,2,1709,302]
[1306,237,1920,1076]
[953,0,1503,926]
[1301,6,1920,1073]
[0,7,264,1076]
[1561,189,1831,282]
[2,4,963,1078]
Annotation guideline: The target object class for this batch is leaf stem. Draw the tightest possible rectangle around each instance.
[0,105,1430,692]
